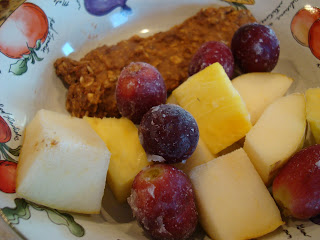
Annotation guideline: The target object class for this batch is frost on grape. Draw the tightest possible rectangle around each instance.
[316,160,320,168]
[147,154,166,163]
[127,190,138,217]
[147,184,156,198]
[156,215,171,235]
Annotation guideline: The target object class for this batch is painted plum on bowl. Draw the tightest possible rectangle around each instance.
[84,0,131,16]
[291,6,320,60]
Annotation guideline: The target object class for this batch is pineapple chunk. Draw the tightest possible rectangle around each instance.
[172,63,252,154]
[85,117,151,203]
[189,148,284,240]
[306,88,320,143]
[17,109,110,214]
[174,138,215,175]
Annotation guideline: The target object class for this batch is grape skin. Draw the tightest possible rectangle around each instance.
[231,23,280,73]
[116,62,167,124]
[139,104,199,164]
[189,41,234,78]
[128,164,198,240]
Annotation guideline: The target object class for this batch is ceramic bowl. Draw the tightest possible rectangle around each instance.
[0,0,320,239]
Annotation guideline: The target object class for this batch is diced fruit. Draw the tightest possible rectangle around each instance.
[291,6,320,46]
[306,88,320,143]
[309,19,320,60]
[243,93,306,186]
[232,72,293,124]
[172,63,252,155]
[16,109,110,214]
[85,117,151,203]
[139,104,199,164]
[273,144,320,219]
[128,164,198,240]
[116,62,167,124]
[189,148,283,240]
[174,138,215,175]
[189,41,234,79]
[231,23,280,73]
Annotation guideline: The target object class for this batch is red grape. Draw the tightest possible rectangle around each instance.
[128,164,198,240]
[189,41,234,78]
[231,23,280,73]
[139,104,199,164]
[116,62,167,124]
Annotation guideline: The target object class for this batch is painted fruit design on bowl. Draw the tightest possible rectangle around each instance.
[291,5,320,60]
[84,0,131,16]
[0,2,49,75]
[0,115,20,194]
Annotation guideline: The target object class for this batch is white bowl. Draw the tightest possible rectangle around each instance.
[0,0,320,239]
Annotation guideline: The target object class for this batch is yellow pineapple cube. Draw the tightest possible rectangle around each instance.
[306,88,320,143]
[172,63,252,154]
[189,148,284,240]
[84,117,151,203]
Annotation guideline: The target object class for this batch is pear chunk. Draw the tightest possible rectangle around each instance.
[16,109,110,214]
[243,93,306,185]
[189,148,283,240]
[232,72,293,125]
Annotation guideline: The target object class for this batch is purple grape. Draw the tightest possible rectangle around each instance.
[116,62,167,124]
[84,0,130,16]
[189,41,234,79]
[231,23,280,73]
[139,104,199,164]
[128,164,198,240]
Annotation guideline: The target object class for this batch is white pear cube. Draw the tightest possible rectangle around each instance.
[189,148,283,240]
[232,72,293,125]
[243,93,306,185]
[16,109,110,214]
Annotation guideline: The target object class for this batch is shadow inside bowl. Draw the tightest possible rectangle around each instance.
[101,184,134,223]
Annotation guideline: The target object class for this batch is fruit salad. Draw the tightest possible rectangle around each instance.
[16,21,320,240]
